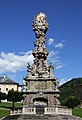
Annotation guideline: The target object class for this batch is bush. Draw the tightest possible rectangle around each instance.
[62,96,80,108]
[0,92,6,103]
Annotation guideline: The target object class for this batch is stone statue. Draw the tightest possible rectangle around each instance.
[22,13,60,109]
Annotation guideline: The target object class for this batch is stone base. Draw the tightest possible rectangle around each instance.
[3,106,81,120]
[10,106,72,116]
[2,114,82,120]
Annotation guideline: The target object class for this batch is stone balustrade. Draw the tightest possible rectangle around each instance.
[44,107,72,115]
[10,106,72,115]
[10,107,36,115]
[10,108,22,115]
[22,107,36,114]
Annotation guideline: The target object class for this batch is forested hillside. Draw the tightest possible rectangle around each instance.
[59,78,82,102]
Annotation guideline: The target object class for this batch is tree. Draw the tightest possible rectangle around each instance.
[62,96,80,108]
[0,92,6,103]
[0,92,2,103]
[7,90,22,108]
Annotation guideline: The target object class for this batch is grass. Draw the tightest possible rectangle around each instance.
[0,102,22,109]
[0,102,22,119]
[72,107,82,118]
[0,109,10,118]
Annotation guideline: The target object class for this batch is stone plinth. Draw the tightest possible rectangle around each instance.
[10,106,72,116]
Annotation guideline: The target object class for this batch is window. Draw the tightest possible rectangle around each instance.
[6,88,8,91]
[12,88,14,91]
[0,88,1,92]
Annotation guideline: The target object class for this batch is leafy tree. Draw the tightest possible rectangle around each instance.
[2,93,7,100]
[0,92,2,103]
[0,92,6,103]
[7,90,22,108]
[62,96,80,108]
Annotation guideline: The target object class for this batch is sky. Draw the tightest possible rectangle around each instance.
[0,0,82,85]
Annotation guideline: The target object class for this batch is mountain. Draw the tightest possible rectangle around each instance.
[59,77,82,102]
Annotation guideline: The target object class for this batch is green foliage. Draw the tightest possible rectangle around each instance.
[7,90,22,102]
[59,78,82,102]
[0,92,6,103]
[73,107,82,118]
[0,102,22,118]
[0,102,22,109]
[0,109,10,118]
[1,93,7,100]
[7,90,22,108]
[0,92,2,103]
[62,96,80,108]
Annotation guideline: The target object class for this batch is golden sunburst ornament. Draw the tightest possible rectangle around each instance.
[37,12,46,21]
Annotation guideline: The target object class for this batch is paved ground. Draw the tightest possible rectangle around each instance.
[1,114,82,120]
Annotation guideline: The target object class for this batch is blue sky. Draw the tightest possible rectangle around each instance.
[0,0,82,85]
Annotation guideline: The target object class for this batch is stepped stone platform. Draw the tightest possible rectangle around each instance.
[2,114,82,120]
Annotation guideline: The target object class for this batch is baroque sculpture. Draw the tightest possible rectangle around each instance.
[5,13,82,120]
[22,13,60,109]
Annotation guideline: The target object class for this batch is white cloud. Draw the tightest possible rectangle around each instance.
[55,42,64,49]
[56,65,62,69]
[19,51,32,55]
[47,51,62,69]
[0,51,34,73]
[47,38,65,69]
[48,38,55,45]
[48,38,64,49]
[59,78,72,86]
[0,50,63,73]
[48,51,59,64]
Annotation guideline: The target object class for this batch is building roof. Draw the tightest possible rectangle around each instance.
[0,75,19,85]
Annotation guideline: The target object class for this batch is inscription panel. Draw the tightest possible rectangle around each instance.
[35,81,47,90]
